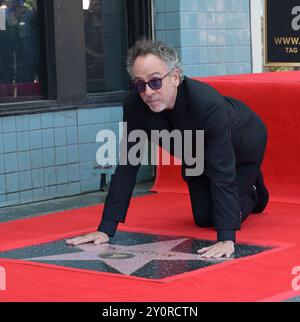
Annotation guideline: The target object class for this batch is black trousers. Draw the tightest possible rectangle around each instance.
[187,113,268,227]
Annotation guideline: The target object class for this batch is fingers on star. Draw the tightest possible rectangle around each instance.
[197,245,234,259]
[94,238,106,245]
[66,236,93,245]
[197,247,210,254]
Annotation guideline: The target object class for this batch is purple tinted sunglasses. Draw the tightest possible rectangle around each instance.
[134,69,174,93]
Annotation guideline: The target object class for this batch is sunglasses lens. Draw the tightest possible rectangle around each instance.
[134,78,163,93]
[148,78,162,90]
[135,81,146,93]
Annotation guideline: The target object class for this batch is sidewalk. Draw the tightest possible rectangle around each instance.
[0,180,154,224]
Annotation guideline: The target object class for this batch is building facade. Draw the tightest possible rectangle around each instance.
[0,0,255,208]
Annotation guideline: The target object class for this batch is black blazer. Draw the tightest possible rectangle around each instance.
[98,77,255,237]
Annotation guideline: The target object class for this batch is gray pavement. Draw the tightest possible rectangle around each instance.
[0,180,154,224]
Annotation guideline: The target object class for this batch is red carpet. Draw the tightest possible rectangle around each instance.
[0,195,300,302]
[1,72,300,302]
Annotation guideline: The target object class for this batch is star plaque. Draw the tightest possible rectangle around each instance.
[0,231,272,280]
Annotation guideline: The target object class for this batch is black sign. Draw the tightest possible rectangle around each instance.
[265,0,300,66]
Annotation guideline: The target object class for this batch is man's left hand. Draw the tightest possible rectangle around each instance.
[197,241,235,259]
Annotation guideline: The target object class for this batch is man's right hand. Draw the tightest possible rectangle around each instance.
[65,231,109,246]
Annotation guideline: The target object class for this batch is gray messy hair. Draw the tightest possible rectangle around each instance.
[126,39,184,83]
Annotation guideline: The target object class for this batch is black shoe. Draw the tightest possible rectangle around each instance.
[252,171,269,214]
